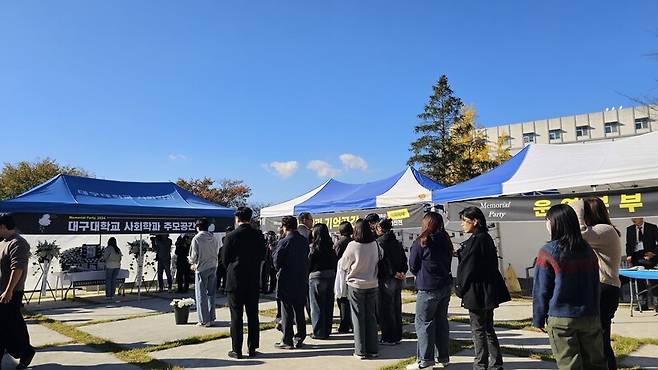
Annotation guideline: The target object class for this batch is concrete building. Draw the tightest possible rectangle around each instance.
[485,104,657,154]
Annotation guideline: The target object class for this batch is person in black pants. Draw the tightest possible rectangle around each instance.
[625,218,658,309]
[308,223,338,339]
[375,218,408,345]
[334,221,353,333]
[175,234,192,293]
[273,216,310,349]
[217,226,233,294]
[0,214,35,370]
[455,207,510,370]
[222,207,266,359]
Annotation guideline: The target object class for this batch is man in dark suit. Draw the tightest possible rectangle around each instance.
[273,216,310,349]
[222,207,266,359]
[626,218,658,308]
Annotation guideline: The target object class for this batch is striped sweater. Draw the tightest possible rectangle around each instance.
[532,240,600,328]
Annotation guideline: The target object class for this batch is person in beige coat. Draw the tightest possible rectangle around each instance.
[103,237,123,299]
[570,198,621,370]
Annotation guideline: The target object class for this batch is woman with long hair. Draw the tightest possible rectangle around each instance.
[334,221,354,333]
[570,197,621,369]
[308,223,338,339]
[407,212,454,370]
[533,204,606,370]
[376,218,408,346]
[338,219,381,359]
[456,207,510,370]
[103,237,122,299]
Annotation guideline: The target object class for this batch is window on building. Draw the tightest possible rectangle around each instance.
[576,126,589,138]
[522,132,536,144]
[548,129,562,141]
[635,119,649,130]
[502,136,512,146]
[604,122,619,134]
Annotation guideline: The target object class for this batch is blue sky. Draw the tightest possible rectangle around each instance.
[1,1,657,204]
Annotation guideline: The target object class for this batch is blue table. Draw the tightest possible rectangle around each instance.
[619,268,658,316]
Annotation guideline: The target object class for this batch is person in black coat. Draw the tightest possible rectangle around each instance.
[455,207,510,370]
[334,221,354,333]
[625,218,658,267]
[308,223,338,339]
[625,218,658,308]
[375,218,408,345]
[221,207,266,359]
[273,215,310,349]
[174,234,192,293]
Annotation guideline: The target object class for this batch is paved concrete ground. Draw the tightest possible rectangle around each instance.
[79,306,274,349]
[612,305,658,339]
[2,344,142,370]
[4,291,657,370]
[620,345,658,370]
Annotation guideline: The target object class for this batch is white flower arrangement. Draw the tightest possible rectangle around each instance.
[170,298,195,309]
[128,240,150,256]
[34,240,60,263]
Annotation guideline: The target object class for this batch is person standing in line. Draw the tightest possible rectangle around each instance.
[406,212,454,370]
[533,204,607,370]
[265,231,279,294]
[222,207,266,359]
[274,216,310,349]
[375,218,408,346]
[308,223,338,339]
[153,234,173,292]
[103,237,123,300]
[174,234,192,294]
[334,221,354,333]
[338,219,381,360]
[189,219,219,327]
[0,213,35,370]
[365,213,380,235]
[297,212,313,241]
[455,207,510,370]
[570,198,622,370]
[625,217,658,310]
[217,226,234,295]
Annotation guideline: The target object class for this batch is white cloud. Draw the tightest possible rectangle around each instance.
[168,154,187,161]
[339,153,368,171]
[307,160,341,178]
[265,161,299,179]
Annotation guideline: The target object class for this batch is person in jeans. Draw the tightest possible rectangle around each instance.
[0,213,35,370]
[456,207,510,370]
[308,223,338,339]
[407,212,453,370]
[338,219,381,360]
[376,218,408,346]
[533,204,607,370]
[222,207,266,359]
[570,198,622,370]
[153,234,173,292]
[174,234,192,293]
[189,219,219,327]
[103,237,122,299]
[274,216,310,349]
[334,221,354,333]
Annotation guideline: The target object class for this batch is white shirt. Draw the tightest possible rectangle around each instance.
[635,223,645,252]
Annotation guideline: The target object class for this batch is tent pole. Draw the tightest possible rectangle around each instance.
[138,233,142,301]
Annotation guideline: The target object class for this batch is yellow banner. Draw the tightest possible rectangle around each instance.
[387,208,410,220]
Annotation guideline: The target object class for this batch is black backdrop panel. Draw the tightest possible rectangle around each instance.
[262,203,428,232]
[12,213,234,235]
[447,187,658,222]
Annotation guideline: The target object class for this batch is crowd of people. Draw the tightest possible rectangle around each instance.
[0,196,654,369]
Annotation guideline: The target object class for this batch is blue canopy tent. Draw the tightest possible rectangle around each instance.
[261,167,444,231]
[0,174,235,234]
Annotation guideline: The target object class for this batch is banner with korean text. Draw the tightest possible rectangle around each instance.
[446,188,658,222]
